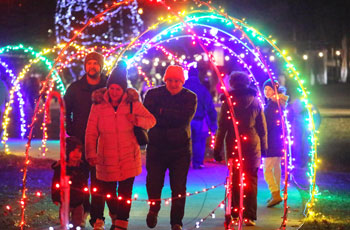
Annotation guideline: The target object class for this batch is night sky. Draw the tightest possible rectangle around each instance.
[0,0,350,49]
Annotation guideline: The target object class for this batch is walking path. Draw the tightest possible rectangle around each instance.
[3,139,304,230]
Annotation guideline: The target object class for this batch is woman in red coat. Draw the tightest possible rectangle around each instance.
[85,61,156,230]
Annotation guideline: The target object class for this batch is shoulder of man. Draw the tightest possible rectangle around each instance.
[182,87,197,99]
[66,76,85,91]
[145,85,165,97]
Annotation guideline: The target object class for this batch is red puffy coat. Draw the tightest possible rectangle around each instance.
[85,90,156,182]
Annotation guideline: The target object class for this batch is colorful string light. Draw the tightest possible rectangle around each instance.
[1,2,320,229]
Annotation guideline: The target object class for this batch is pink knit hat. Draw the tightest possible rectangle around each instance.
[163,65,185,83]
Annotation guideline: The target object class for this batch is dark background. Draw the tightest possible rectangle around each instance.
[1,0,350,50]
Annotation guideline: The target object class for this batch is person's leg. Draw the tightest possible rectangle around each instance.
[89,178,106,226]
[230,168,240,218]
[242,167,258,220]
[169,153,191,227]
[192,135,207,168]
[146,150,167,213]
[71,205,84,227]
[83,168,91,214]
[273,157,282,192]
[112,177,135,230]
[191,120,204,168]
[104,181,118,220]
[264,157,278,194]
[115,177,135,221]
[265,157,283,207]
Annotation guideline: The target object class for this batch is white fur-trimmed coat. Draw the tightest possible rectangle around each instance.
[85,90,156,182]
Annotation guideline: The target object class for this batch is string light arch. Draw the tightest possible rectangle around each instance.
[2,2,319,229]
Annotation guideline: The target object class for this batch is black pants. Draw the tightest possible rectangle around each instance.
[230,167,258,220]
[83,167,97,214]
[89,177,135,225]
[146,147,191,227]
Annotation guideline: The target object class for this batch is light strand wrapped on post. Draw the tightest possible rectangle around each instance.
[44,90,69,229]
[152,3,246,229]
[192,1,290,226]
[18,77,55,229]
[2,2,319,228]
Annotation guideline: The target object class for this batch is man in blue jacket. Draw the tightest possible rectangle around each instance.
[184,66,217,169]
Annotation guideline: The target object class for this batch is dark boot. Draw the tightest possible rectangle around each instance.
[146,210,158,228]
[171,224,182,230]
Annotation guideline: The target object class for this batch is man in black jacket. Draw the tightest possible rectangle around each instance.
[64,53,139,228]
[64,51,107,227]
[143,65,197,230]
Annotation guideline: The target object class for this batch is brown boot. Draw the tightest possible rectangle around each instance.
[267,191,283,207]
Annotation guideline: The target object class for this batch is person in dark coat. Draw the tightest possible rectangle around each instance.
[262,79,289,207]
[63,52,139,227]
[64,51,107,225]
[51,136,89,229]
[183,66,217,169]
[143,65,197,230]
[214,71,267,226]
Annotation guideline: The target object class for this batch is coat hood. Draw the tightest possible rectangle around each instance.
[221,87,257,109]
[91,87,140,105]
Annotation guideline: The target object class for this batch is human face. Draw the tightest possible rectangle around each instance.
[85,59,101,79]
[108,84,124,103]
[165,78,184,95]
[264,85,275,99]
[69,147,82,162]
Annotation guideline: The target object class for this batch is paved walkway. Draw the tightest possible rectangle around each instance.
[2,139,304,230]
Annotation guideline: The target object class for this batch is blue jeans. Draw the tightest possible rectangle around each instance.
[191,119,208,167]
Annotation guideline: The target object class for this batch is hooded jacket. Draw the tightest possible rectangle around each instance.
[85,90,156,182]
[183,75,217,132]
[263,93,289,158]
[51,161,89,208]
[214,87,268,169]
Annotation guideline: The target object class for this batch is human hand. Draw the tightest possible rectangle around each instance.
[87,158,97,167]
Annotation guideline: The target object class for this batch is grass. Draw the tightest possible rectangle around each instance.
[298,102,350,229]
[317,117,350,173]
[299,171,350,230]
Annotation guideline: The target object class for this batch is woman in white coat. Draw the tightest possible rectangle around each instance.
[85,61,156,230]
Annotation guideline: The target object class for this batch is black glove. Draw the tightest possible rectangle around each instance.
[213,150,223,162]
